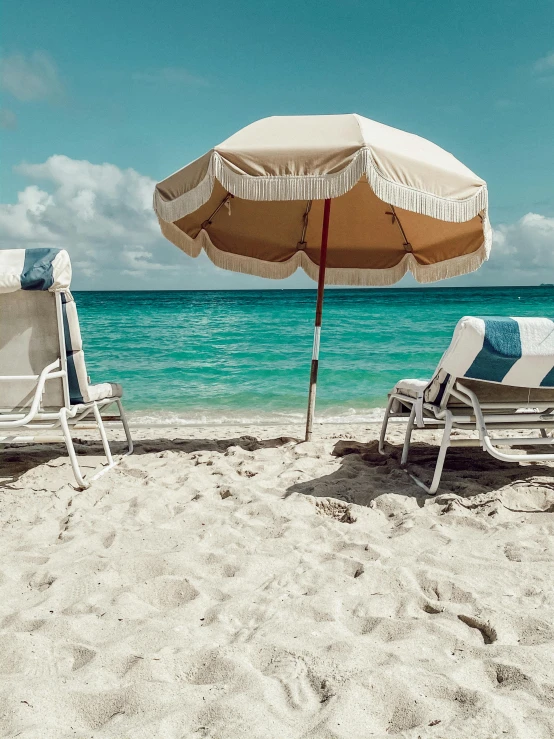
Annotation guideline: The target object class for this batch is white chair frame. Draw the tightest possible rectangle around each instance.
[0,292,133,489]
[379,379,554,494]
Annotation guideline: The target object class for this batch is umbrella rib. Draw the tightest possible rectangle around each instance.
[297,200,313,249]
[386,205,413,253]
[201,193,234,230]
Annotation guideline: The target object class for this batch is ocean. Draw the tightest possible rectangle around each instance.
[75,287,554,425]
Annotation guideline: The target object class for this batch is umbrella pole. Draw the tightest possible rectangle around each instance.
[305,198,331,442]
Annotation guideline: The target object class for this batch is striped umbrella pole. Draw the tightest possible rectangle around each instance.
[305,198,331,441]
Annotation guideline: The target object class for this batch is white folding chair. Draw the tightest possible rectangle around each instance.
[379,316,554,494]
[0,248,133,488]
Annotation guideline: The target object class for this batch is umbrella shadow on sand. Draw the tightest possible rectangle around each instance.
[285,438,554,510]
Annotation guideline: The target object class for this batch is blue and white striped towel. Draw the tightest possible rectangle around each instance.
[0,248,71,293]
[394,315,554,410]
[439,316,554,388]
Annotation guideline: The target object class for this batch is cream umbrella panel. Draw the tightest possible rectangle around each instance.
[153,114,491,439]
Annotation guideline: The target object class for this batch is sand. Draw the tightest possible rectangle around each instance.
[1,422,554,738]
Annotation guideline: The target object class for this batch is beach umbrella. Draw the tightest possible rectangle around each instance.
[153,114,490,440]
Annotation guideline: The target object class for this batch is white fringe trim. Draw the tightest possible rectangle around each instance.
[157,210,492,286]
[154,148,488,225]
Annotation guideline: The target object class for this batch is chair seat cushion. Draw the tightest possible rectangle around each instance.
[85,382,123,403]
[393,379,429,399]
[390,379,430,414]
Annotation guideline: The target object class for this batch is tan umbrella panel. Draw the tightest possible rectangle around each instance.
[154,114,490,286]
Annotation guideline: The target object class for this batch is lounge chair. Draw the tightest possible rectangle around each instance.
[379,316,554,494]
[0,248,133,488]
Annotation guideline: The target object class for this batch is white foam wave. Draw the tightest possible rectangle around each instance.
[127,407,387,427]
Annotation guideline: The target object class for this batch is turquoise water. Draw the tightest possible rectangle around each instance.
[75,288,554,424]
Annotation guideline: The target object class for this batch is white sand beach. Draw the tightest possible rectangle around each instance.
[2,423,554,738]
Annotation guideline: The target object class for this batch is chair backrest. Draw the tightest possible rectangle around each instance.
[0,290,65,411]
[0,248,91,412]
[426,316,554,406]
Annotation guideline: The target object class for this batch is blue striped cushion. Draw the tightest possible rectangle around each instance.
[465,317,522,383]
[0,248,71,293]
[435,316,554,391]
[60,292,123,404]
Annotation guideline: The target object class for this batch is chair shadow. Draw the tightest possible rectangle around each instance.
[0,434,296,489]
[285,438,554,508]
[5,433,554,502]
[122,434,297,455]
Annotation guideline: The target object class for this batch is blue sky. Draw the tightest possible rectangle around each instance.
[1,0,553,289]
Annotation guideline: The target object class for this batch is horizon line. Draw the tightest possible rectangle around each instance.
[71,284,553,292]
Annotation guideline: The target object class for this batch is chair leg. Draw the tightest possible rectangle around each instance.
[404,412,452,495]
[379,396,396,454]
[85,400,134,485]
[428,412,453,494]
[401,404,417,465]
[58,399,133,490]
[59,408,90,489]
[92,402,114,465]
[115,398,134,455]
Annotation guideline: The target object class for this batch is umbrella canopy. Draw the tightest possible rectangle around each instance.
[154,114,490,440]
[154,114,491,285]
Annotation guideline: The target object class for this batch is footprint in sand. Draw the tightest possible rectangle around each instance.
[71,644,96,671]
[102,530,116,549]
[457,614,497,644]
[264,653,330,713]
[66,576,99,604]
[489,661,531,690]
[27,572,56,592]
[136,576,199,610]
[315,498,357,524]
[21,641,73,677]
[415,572,476,606]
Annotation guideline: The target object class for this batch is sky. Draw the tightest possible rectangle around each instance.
[1,0,553,290]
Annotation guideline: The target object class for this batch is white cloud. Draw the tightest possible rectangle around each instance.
[535,51,554,73]
[488,213,554,283]
[123,247,177,276]
[0,154,552,289]
[0,51,64,102]
[132,67,208,86]
[0,155,200,289]
[0,108,17,129]
[443,213,554,287]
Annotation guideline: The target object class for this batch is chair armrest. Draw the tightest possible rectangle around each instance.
[0,359,65,428]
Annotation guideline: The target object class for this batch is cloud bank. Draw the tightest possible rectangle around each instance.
[0,154,552,289]
[0,51,64,102]
[0,155,200,289]
[489,213,554,284]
